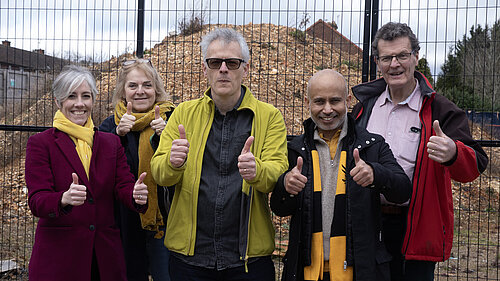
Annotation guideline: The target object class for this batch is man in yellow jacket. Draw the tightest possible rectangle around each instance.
[151,28,288,281]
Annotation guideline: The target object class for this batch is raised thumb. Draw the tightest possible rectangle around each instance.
[178,124,186,139]
[241,136,254,154]
[353,148,361,165]
[126,102,133,115]
[137,172,147,184]
[433,120,445,137]
[154,105,160,119]
[296,156,303,173]
[72,173,79,185]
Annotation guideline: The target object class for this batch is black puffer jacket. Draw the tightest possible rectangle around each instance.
[270,114,412,281]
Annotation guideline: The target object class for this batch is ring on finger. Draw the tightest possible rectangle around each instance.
[138,195,142,200]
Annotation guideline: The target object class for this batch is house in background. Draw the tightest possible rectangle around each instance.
[0,40,68,104]
[306,19,363,58]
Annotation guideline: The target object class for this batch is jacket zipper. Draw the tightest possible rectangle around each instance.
[403,95,430,256]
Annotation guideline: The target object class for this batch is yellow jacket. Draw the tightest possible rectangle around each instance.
[151,85,288,260]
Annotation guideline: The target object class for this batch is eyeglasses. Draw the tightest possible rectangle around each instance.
[205,58,246,70]
[376,51,415,64]
[123,59,152,67]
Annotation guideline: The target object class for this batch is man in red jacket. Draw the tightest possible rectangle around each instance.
[351,22,488,281]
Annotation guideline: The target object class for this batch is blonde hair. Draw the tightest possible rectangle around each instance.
[112,59,169,108]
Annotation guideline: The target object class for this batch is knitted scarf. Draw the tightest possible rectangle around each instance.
[53,110,94,179]
[114,100,175,238]
[304,149,353,281]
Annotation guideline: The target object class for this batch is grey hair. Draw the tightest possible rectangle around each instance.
[52,65,98,104]
[372,22,420,57]
[200,28,250,62]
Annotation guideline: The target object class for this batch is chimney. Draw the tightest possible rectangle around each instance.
[2,40,11,47]
[33,49,45,55]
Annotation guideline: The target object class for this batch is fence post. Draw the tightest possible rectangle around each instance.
[362,0,379,82]
[136,0,145,58]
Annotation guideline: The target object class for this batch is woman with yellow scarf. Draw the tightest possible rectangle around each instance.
[25,65,149,281]
[99,58,175,281]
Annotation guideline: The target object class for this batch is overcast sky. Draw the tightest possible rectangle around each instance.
[1,0,498,75]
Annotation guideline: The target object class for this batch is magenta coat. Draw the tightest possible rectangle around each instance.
[25,128,145,281]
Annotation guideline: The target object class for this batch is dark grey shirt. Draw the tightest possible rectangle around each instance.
[173,87,254,270]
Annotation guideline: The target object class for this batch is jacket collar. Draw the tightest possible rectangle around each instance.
[202,84,258,112]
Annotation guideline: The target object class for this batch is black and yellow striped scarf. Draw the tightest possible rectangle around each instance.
[304,149,353,281]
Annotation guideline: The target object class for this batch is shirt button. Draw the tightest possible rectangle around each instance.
[357,145,362,149]
[366,140,370,144]
[89,225,95,231]
[88,198,94,204]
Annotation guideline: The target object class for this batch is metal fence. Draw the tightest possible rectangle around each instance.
[0,0,499,280]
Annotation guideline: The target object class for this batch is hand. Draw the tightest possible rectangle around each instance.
[170,124,190,168]
[238,136,257,181]
[133,172,148,205]
[61,173,87,207]
[427,120,456,164]
[284,156,308,195]
[116,102,136,136]
[349,148,374,187]
[150,105,166,136]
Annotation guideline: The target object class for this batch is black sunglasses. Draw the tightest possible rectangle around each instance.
[205,58,246,70]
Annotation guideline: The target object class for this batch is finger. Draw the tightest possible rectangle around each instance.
[296,157,303,173]
[126,102,133,115]
[353,148,361,165]
[136,172,147,184]
[72,173,79,185]
[433,120,445,137]
[241,136,254,154]
[155,105,160,120]
[178,124,186,139]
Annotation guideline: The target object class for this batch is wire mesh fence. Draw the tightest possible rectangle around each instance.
[0,0,499,280]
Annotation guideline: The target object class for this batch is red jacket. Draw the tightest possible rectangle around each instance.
[25,128,146,281]
[351,72,488,262]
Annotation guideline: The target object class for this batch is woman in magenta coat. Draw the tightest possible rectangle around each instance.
[25,65,149,281]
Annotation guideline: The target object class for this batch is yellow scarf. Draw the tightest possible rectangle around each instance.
[114,100,175,238]
[53,110,94,179]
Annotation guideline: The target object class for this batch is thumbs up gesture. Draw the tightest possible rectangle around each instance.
[170,124,190,168]
[284,156,308,195]
[150,105,166,136]
[133,172,148,205]
[349,148,374,187]
[116,102,136,136]
[61,173,87,207]
[427,120,456,164]
[238,136,257,181]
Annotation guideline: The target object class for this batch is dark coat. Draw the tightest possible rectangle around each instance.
[351,71,488,261]
[25,128,145,281]
[270,115,412,281]
[99,115,171,281]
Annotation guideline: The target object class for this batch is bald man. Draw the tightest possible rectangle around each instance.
[270,70,412,281]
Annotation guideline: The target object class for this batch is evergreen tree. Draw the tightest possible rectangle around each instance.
[415,57,434,85]
[436,20,500,111]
